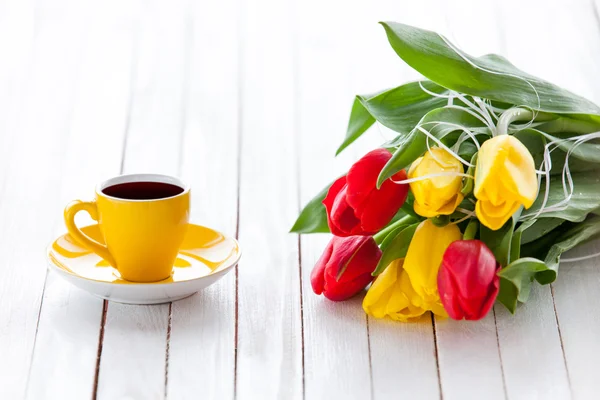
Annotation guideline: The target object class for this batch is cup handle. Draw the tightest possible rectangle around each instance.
[64,200,116,267]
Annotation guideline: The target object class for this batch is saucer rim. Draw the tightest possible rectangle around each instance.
[46,222,242,287]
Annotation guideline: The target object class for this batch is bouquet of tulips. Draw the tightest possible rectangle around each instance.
[291,22,600,321]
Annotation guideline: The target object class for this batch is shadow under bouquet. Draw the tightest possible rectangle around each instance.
[291,22,600,321]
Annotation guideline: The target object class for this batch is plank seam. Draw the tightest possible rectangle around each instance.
[23,37,85,395]
[492,307,508,400]
[366,316,374,400]
[93,31,138,398]
[291,12,306,398]
[92,300,109,400]
[431,315,443,400]
[23,271,50,398]
[233,4,243,394]
[593,0,600,31]
[297,235,306,400]
[165,5,192,399]
[164,303,173,399]
[550,284,573,396]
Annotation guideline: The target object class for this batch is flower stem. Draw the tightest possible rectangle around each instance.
[373,215,417,245]
[496,108,534,136]
[463,219,479,240]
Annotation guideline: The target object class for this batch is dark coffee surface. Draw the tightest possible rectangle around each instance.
[103,181,184,200]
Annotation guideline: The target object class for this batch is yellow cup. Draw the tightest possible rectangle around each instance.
[64,174,190,282]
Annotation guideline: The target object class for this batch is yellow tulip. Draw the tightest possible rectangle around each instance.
[363,220,461,321]
[408,148,464,218]
[363,259,428,322]
[403,220,461,315]
[474,135,537,230]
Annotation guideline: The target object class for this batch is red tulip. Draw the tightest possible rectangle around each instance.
[437,240,500,320]
[323,149,409,236]
[311,235,382,301]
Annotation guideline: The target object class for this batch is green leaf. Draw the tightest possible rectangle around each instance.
[480,211,520,267]
[378,107,488,186]
[401,202,419,221]
[380,224,409,251]
[372,223,419,276]
[519,129,600,165]
[379,22,600,119]
[497,279,519,314]
[460,153,477,196]
[338,81,450,156]
[509,218,545,262]
[520,218,565,245]
[510,220,534,262]
[337,96,376,155]
[361,81,449,135]
[457,140,478,163]
[520,229,563,260]
[550,150,600,174]
[536,116,600,135]
[546,133,600,164]
[497,257,549,313]
[290,181,332,233]
[543,215,600,280]
[517,216,600,289]
[517,129,600,175]
[524,172,600,222]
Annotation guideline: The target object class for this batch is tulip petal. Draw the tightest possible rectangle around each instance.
[438,264,465,319]
[333,236,380,282]
[354,170,409,233]
[363,259,428,322]
[324,149,409,236]
[403,220,461,309]
[347,149,408,233]
[503,143,538,208]
[331,187,362,234]
[436,193,465,216]
[476,199,520,230]
[475,278,500,320]
[310,239,334,295]
[323,176,356,236]
[346,149,393,208]
[474,135,537,230]
[474,135,509,201]
[438,240,500,320]
[408,148,464,218]
[311,236,381,302]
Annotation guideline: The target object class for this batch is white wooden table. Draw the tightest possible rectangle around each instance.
[2,0,600,398]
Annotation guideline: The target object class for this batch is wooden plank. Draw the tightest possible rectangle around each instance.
[522,1,600,399]
[369,316,440,399]
[0,5,89,398]
[294,2,372,398]
[354,3,449,399]
[495,286,570,400]
[435,315,504,400]
[95,1,189,399]
[553,243,600,400]
[166,0,240,397]
[493,1,600,398]
[25,9,136,399]
[432,4,506,399]
[295,2,447,399]
[234,0,302,397]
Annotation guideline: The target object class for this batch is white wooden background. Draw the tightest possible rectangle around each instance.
[1,0,600,399]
